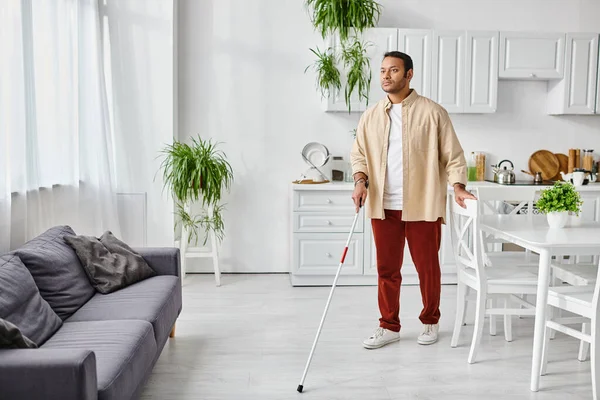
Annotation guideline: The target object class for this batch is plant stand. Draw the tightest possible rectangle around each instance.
[179,203,221,286]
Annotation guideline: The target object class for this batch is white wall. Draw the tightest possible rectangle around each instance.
[101,0,175,247]
[178,0,600,273]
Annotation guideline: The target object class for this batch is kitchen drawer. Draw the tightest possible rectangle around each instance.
[294,190,354,212]
[292,233,363,275]
[293,212,364,233]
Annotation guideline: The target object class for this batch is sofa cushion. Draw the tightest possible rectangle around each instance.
[0,255,62,346]
[42,320,156,400]
[0,318,38,349]
[66,275,181,345]
[13,226,96,320]
[63,231,156,294]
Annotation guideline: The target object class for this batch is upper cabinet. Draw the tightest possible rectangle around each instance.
[547,33,599,115]
[431,31,466,113]
[465,31,499,113]
[319,28,600,115]
[499,32,565,79]
[397,29,433,98]
[431,30,498,113]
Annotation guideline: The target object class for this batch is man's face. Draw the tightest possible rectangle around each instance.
[380,56,412,93]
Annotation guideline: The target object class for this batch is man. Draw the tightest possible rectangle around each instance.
[350,51,476,350]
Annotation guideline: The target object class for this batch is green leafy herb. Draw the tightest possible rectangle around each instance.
[535,182,583,215]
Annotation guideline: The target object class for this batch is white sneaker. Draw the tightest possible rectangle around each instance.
[362,327,400,349]
[417,324,439,345]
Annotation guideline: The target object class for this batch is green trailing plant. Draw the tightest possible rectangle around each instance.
[304,0,382,112]
[305,0,382,42]
[305,46,342,99]
[535,182,583,215]
[342,37,372,112]
[175,203,225,246]
[158,135,233,245]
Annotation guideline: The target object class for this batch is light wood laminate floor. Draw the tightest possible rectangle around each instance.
[140,274,594,400]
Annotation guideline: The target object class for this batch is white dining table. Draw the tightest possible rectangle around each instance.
[479,214,600,392]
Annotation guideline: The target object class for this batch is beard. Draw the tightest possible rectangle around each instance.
[381,79,406,93]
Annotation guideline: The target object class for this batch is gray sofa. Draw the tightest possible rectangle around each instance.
[0,226,182,400]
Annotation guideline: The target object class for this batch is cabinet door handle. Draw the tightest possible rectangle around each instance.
[326,220,332,225]
[530,73,536,78]
[326,198,332,204]
[325,252,332,257]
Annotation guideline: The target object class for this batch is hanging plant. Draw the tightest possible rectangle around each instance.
[342,37,372,112]
[304,0,382,112]
[305,46,342,99]
[305,0,382,42]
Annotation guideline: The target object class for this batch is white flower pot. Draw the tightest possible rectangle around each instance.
[547,211,569,229]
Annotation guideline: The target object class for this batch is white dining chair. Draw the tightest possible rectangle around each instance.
[449,197,539,363]
[540,258,600,399]
[473,186,544,335]
[473,186,542,266]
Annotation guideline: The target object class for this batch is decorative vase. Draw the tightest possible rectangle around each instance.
[547,211,569,229]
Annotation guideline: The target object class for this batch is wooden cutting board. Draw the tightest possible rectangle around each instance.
[553,153,569,180]
[528,150,559,181]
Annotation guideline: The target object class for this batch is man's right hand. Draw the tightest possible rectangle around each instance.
[352,181,368,213]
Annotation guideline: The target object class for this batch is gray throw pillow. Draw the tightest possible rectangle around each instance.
[0,255,62,346]
[63,231,156,294]
[0,318,38,349]
[12,226,96,320]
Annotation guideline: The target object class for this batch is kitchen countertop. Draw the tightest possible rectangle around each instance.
[291,180,600,191]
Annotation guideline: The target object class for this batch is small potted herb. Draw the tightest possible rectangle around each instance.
[535,182,583,228]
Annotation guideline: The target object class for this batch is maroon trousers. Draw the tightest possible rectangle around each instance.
[371,210,442,332]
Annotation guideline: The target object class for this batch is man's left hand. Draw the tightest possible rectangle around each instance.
[454,184,477,208]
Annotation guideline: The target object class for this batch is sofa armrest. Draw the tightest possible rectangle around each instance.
[135,247,181,277]
[0,349,97,400]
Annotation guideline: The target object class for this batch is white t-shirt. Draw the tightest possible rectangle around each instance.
[383,103,403,210]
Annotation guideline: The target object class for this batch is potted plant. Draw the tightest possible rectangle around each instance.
[535,182,583,229]
[158,135,234,245]
[304,0,382,112]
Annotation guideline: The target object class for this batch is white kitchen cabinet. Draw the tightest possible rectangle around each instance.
[398,29,433,98]
[547,33,599,115]
[465,31,499,113]
[431,30,498,113]
[499,32,565,79]
[431,31,466,113]
[289,183,457,286]
[321,28,397,112]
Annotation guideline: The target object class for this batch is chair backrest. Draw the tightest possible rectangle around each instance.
[473,186,543,254]
[474,186,541,216]
[448,196,486,283]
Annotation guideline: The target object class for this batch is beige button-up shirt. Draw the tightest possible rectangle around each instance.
[350,89,467,222]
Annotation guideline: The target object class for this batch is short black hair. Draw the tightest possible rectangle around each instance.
[383,51,413,75]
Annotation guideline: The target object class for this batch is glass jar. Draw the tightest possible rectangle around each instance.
[475,152,486,181]
[345,162,354,183]
[331,156,345,181]
[467,152,477,181]
[583,149,594,172]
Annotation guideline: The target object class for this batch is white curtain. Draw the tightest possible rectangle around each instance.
[0,0,121,252]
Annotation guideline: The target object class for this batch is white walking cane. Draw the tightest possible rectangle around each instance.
[297,202,362,393]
